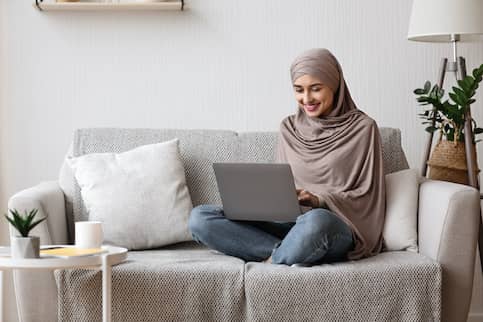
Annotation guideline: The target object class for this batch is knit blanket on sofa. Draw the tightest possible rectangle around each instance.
[54,242,441,322]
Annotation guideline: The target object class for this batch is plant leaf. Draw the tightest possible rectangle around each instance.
[4,215,17,228]
[453,86,468,100]
[449,92,463,106]
[424,81,431,93]
[24,210,35,229]
[414,88,425,95]
[438,88,445,98]
[4,208,41,237]
[458,79,471,92]
[12,211,24,231]
[417,97,430,103]
[474,68,480,78]
[463,76,474,89]
[27,217,47,234]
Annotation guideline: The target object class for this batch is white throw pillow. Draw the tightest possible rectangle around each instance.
[67,139,193,250]
[383,169,419,252]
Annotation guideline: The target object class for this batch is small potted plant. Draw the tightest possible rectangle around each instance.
[5,209,47,258]
[413,64,483,184]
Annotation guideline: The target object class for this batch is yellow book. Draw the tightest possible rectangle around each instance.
[40,247,106,258]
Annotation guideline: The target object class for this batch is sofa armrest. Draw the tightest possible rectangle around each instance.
[418,179,480,322]
[7,181,68,322]
[8,181,68,245]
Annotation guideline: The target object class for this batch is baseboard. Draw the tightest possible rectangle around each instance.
[468,312,483,322]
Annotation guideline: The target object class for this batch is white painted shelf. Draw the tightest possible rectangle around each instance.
[34,1,184,11]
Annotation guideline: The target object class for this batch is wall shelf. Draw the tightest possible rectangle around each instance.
[33,1,184,11]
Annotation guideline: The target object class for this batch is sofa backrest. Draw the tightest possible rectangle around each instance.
[59,127,409,241]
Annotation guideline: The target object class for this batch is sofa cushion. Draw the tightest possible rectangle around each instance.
[55,242,246,322]
[55,243,440,322]
[245,251,440,321]
[59,127,409,242]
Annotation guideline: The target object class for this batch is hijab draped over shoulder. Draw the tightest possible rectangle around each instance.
[277,48,385,259]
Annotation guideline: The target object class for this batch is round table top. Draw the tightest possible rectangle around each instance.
[0,245,127,270]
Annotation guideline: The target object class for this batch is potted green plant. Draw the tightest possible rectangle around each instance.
[5,208,47,258]
[413,63,483,184]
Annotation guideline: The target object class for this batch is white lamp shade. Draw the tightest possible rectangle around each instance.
[408,0,483,42]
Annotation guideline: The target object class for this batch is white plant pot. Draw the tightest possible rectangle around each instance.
[11,236,40,258]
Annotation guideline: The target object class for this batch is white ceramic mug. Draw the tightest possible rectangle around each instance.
[75,221,103,249]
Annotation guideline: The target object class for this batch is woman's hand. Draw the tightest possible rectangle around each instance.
[296,189,319,208]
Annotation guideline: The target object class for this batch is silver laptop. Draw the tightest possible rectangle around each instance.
[213,163,302,222]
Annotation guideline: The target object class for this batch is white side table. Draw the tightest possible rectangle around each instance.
[0,245,127,322]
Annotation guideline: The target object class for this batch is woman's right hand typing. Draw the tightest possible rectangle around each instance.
[296,189,319,208]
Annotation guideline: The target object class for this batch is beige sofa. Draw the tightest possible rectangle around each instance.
[8,127,480,322]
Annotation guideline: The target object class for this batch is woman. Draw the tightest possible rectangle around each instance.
[189,48,385,266]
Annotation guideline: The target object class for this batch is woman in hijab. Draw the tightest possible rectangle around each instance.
[189,48,385,265]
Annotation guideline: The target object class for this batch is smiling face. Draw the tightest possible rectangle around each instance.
[293,74,335,118]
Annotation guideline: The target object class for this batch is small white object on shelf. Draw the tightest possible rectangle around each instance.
[34,1,184,11]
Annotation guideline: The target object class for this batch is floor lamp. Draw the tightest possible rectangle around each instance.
[408,0,483,270]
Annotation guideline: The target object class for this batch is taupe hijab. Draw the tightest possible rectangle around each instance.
[277,48,385,259]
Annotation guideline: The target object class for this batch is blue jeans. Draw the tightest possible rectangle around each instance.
[188,205,354,265]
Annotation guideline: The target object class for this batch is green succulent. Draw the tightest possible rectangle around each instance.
[414,63,483,144]
[4,209,47,237]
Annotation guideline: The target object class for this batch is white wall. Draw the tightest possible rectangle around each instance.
[0,0,6,242]
[0,1,15,321]
[1,1,483,321]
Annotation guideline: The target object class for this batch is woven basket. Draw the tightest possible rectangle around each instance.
[427,138,480,185]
